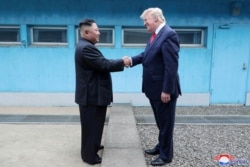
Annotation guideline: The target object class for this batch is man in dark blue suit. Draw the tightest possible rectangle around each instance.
[125,7,181,166]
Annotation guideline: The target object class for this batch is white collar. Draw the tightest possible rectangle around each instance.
[155,23,165,35]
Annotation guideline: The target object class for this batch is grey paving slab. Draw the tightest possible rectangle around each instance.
[0,124,105,167]
[104,120,140,148]
[0,106,105,167]
[102,148,146,167]
[101,103,146,167]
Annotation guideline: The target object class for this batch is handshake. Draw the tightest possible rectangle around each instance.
[122,56,132,67]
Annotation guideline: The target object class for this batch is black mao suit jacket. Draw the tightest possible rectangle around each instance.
[75,38,124,106]
[131,25,181,100]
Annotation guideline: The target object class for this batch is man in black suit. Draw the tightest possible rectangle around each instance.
[125,8,181,166]
[75,18,129,165]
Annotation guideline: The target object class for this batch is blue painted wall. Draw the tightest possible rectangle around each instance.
[0,0,250,104]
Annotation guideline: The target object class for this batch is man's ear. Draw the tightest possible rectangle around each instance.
[154,17,158,22]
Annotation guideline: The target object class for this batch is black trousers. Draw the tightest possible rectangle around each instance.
[79,105,107,163]
[149,98,177,162]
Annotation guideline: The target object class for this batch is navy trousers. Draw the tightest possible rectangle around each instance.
[149,98,177,162]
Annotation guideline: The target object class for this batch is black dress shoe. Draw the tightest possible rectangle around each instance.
[83,155,102,165]
[144,148,159,155]
[151,157,171,166]
[99,145,104,150]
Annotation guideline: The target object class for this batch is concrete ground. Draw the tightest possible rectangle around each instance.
[0,104,146,167]
[1,105,249,167]
[0,107,104,167]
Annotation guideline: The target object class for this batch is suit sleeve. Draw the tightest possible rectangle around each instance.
[82,45,124,72]
[131,52,144,67]
[162,33,180,94]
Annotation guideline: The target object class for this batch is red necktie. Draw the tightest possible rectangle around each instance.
[150,33,156,43]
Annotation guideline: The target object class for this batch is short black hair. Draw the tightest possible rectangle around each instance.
[79,18,96,27]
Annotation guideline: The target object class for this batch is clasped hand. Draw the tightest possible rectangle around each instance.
[122,56,131,67]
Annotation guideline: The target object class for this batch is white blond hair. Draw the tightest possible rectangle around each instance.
[140,7,166,23]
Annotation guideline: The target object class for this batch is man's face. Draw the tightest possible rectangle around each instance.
[143,13,157,33]
[86,23,100,44]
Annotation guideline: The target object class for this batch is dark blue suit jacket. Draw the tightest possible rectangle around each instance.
[131,25,181,100]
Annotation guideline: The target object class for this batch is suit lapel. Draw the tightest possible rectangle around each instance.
[146,27,165,50]
[143,27,165,61]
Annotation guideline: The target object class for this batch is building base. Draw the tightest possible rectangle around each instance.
[0,92,215,106]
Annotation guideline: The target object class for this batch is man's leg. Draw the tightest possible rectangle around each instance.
[94,106,107,152]
[153,99,177,161]
[79,105,106,164]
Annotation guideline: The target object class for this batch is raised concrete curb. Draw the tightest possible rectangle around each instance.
[101,103,147,167]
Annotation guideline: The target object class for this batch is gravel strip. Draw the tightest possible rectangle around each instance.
[133,106,250,116]
[134,106,250,167]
